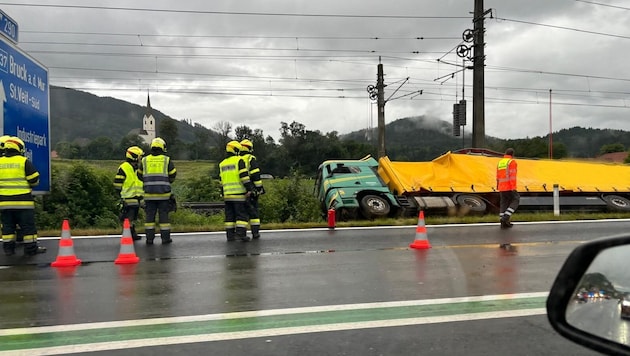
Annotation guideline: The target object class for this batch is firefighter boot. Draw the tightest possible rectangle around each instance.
[146,229,155,245]
[226,228,236,242]
[131,225,142,241]
[3,241,16,256]
[24,243,46,256]
[161,229,172,244]
[251,225,261,240]
[237,227,250,242]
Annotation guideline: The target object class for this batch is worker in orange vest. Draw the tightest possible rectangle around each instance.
[496,148,519,229]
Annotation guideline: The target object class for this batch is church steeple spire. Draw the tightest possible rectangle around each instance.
[140,91,156,145]
[146,91,152,116]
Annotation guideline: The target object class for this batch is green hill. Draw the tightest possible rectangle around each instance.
[50,86,215,147]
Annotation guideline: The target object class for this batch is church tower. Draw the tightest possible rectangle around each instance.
[139,93,156,144]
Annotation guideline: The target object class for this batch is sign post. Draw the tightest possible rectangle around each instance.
[0,35,51,192]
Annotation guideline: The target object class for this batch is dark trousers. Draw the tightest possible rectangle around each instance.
[499,190,520,220]
[245,196,261,238]
[224,200,249,241]
[120,204,140,239]
[2,209,38,253]
[144,199,171,242]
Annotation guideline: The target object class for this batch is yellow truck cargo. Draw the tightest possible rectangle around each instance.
[315,149,630,220]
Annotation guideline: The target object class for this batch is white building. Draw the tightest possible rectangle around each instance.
[138,94,156,145]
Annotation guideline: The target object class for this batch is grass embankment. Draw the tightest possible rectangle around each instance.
[52,159,216,181]
[37,211,630,238]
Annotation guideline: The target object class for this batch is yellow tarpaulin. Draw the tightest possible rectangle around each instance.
[378,152,630,195]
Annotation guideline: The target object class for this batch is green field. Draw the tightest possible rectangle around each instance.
[52,159,218,180]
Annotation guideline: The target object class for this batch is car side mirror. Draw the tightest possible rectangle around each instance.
[547,234,630,355]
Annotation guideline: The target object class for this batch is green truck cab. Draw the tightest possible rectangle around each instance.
[314,155,400,221]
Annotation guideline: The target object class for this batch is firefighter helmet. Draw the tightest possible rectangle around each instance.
[226,140,242,154]
[126,146,144,161]
[151,137,167,152]
[240,139,253,152]
[0,135,10,149]
[4,137,25,154]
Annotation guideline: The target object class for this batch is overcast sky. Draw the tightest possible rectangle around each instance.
[2,0,630,143]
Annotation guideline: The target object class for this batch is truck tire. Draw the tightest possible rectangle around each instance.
[603,195,630,211]
[360,195,391,218]
[455,194,487,214]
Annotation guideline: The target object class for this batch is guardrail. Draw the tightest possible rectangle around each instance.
[181,202,225,214]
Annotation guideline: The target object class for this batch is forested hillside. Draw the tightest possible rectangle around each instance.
[50,86,214,146]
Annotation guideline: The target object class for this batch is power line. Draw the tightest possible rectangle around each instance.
[1,3,469,19]
[575,0,630,11]
[494,16,630,40]
[22,30,459,41]
[56,85,630,111]
[23,45,450,55]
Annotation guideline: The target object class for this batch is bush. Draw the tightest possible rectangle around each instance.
[38,162,119,229]
[259,171,320,223]
[175,174,222,202]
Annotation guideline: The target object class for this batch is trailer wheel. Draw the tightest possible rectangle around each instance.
[360,195,391,218]
[603,195,630,211]
[455,194,487,214]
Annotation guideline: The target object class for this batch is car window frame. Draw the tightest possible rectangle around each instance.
[547,233,630,355]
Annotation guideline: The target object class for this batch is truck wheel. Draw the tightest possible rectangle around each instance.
[360,195,391,218]
[455,194,487,214]
[603,195,630,211]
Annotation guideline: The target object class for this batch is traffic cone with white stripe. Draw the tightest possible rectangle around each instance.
[51,219,82,267]
[115,219,140,264]
[410,210,431,249]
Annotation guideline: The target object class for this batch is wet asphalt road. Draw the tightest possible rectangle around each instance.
[2,219,627,355]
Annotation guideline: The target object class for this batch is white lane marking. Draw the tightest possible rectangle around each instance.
[35,218,630,241]
[2,308,546,356]
[0,292,548,336]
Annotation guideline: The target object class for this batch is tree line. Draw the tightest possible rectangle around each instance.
[53,118,630,179]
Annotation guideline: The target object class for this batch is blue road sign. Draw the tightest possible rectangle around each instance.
[0,36,50,192]
[0,10,18,43]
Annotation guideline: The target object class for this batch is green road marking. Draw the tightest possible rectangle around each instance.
[0,295,546,352]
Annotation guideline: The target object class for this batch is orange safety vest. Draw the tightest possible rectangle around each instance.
[496,155,517,191]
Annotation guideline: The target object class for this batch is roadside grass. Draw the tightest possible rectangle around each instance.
[37,210,630,237]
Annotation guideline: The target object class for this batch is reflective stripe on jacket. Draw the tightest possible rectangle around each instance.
[496,155,517,191]
[219,155,251,201]
[141,155,172,200]
[241,153,263,189]
[0,155,37,209]
[116,161,143,205]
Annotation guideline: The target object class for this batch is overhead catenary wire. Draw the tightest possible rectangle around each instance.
[5,1,630,117]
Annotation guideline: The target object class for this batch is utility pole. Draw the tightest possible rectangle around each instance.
[368,58,419,158]
[377,60,386,158]
[472,0,487,148]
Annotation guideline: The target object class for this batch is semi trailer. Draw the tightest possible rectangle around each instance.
[315,149,630,220]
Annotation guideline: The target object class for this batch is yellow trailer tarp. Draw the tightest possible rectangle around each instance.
[378,152,630,195]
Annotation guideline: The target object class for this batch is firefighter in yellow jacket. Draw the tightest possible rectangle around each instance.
[219,141,256,242]
[0,137,46,256]
[137,138,176,245]
[114,146,144,241]
[240,139,264,239]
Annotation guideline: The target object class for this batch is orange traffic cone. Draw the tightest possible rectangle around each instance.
[114,219,140,264]
[51,220,82,267]
[410,210,431,249]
